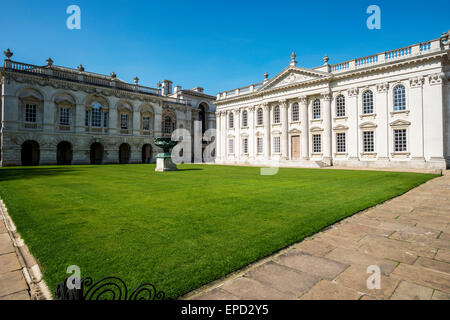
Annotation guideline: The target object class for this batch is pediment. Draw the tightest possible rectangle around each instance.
[333,124,349,131]
[359,122,377,129]
[289,128,301,134]
[390,119,411,127]
[259,66,329,92]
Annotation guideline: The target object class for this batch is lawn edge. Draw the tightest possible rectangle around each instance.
[0,199,52,300]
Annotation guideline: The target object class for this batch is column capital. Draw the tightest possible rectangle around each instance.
[348,88,359,97]
[249,106,255,111]
[298,96,308,105]
[409,76,424,88]
[262,103,270,111]
[321,92,332,101]
[377,82,389,93]
[278,99,288,108]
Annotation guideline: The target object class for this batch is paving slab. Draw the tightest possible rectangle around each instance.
[334,265,399,299]
[0,271,28,298]
[432,290,450,300]
[292,239,336,257]
[299,280,361,300]
[0,233,15,255]
[325,247,398,275]
[392,263,450,294]
[0,253,21,274]
[244,261,320,298]
[193,288,241,300]
[390,281,433,300]
[275,251,348,280]
[414,256,450,274]
[220,277,292,300]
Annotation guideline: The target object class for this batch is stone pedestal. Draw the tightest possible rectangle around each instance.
[155,153,178,172]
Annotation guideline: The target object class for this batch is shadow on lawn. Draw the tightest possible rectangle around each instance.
[177,168,203,171]
[0,167,79,182]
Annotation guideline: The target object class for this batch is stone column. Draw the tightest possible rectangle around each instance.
[235,109,240,160]
[376,83,389,160]
[263,103,271,160]
[75,103,85,133]
[280,100,289,160]
[347,88,359,161]
[133,109,140,136]
[299,96,309,160]
[222,111,227,160]
[409,77,425,161]
[215,111,221,161]
[249,106,255,160]
[321,92,332,164]
[109,107,118,135]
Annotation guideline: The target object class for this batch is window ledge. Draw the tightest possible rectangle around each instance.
[311,119,323,123]
[360,152,377,158]
[391,152,410,158]
[360,113,377,119]
[334,152,348,156]
[334,116,348,121]
[311,153,323,156]
[390,110,410,116]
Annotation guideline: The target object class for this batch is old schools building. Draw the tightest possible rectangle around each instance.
[215,32,450,169]
[0,51,216,166]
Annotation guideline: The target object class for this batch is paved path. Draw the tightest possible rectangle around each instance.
[188,171,450,300]
[0,208,30,300]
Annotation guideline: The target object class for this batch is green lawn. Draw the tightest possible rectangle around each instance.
[0,164,438,298]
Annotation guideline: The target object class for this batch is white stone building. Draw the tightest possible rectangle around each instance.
[214,32,450,170]
[0,51,216,166]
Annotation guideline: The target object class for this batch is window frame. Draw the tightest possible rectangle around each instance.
[242,110,248,127]
[25,103,37,123]
[362,90,374,115]
[292,103,299,122]
[312,134,322,153]
[257,108,263,126]
[313,100,321,120]
[336,132,346,153]
[363,130,375,153]
[273,106,280,124]
[393,128,407,152]
[273,136,281,154]
[336,95,346,118]
[393,85,406,112]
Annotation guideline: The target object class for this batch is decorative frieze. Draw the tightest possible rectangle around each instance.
[429,73,444,85]
[348,88,359,97]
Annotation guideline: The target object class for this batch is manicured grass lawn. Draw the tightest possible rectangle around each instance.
[0,164,437,298]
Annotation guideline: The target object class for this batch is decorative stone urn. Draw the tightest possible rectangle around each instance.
[154,137,178,172]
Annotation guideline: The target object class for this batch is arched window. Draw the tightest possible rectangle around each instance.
[363,90,374,114]
[313,100,321,119]
[273,106,280,124]
[242,110,248,127]
[292,103,299,122]
[336,95,346,117]
[229,112,234,129]
[91,102,103,127]
[257,108,263,125]
[393,85,406,111]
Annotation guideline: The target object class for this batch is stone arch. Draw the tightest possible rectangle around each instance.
[21,140,40,166]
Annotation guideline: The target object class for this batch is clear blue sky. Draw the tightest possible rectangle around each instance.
[0,0,448,95]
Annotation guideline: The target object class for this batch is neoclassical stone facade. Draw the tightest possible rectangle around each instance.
[0,51,216,166]
[215,32,450,170]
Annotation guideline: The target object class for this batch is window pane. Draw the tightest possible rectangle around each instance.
[394,85,406,111]
[313,100,321,119]
[363,131,375,152]
[274,106,280,124]
[337,133,346,153]
[25,104,37,123]
[91,103,102,127]
[273,137,280,153]
[394,129,407,152]
[257,108,263,125]
[363,91,374,114]
[292,103,299,122]
[59,107,70,125]
[313,134,321,153]
[336,95,346,117]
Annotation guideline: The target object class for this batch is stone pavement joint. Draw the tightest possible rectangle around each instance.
[186,171,450,300]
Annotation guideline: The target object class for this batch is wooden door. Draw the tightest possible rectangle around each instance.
[291,135,300,160]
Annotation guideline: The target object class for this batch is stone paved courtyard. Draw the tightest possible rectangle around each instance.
[188,170,450,300]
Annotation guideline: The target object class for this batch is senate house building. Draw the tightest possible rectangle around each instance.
[1,31,450,169]
[0,51,216,166]
[215,32,450,170]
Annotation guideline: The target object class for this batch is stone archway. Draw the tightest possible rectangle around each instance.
[21,140,40,166]
[57,141,73,165]
[142,144,152,164]
[119,143,131,164]
[90,142,104,165]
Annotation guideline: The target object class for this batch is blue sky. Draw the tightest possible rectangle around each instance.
[0,0,448,95]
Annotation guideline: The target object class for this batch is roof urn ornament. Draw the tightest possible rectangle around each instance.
[290,51,297,66]
[157,81,161,88]
[134,76,139,84]
[46,57,54,66]
[263,72,269,83]
[4,48,13,60]
[77,64,85,72]
[110,72,117,79]
[323,55,329,65]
